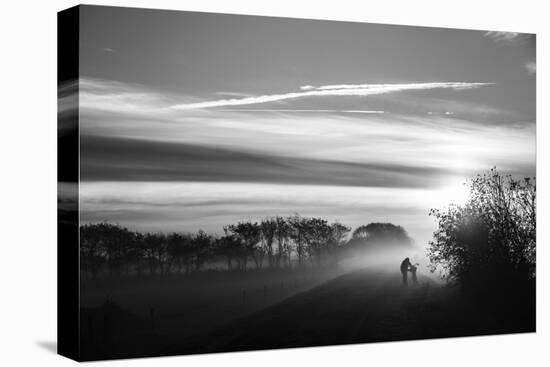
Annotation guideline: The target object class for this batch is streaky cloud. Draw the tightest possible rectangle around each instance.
[342,110,385,114]
[81,135,456,188]
[301,82,493,91]
[216,109,384,114]
[215,91,254,97]
[171,82,494,110]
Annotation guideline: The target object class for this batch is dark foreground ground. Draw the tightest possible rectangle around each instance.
[80,268,535,361]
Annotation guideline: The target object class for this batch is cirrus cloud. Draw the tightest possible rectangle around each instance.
[171,82,494,110]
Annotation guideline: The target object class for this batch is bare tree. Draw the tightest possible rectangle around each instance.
[289,214,308,266]
[167,233,193,274]
[303,218,331,266]
[274,216,290,268]
[80,224,106,279]
[224,221,261,271]
[142,233,158,275]
[217,234,241,271]
[260,218,277,267]
[190,230,213,271]
[329,222,351,258]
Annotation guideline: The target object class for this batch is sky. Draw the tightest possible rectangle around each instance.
[75,5,536,246]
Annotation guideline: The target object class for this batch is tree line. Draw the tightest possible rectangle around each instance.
[80,215,374,279]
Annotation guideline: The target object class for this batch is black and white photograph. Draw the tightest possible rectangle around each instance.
[4,1,549,366]
[55,4,539,361]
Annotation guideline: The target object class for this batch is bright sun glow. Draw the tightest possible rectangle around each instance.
[431,181,471,208]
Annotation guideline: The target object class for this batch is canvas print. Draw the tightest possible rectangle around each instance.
[58,5,536,361]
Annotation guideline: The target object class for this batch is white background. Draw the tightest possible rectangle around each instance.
[0,0,548,365]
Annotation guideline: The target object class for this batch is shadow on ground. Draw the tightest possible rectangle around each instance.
[36,341,57,354]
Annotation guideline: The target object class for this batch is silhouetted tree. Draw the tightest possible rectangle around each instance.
[190,230,214,271]
[428,168,536,288]
[217,234,241,271]
[167,233,193,274]
[303,218,332,266]
[274,216,291,268]
[260,218,277,267]
[289,214,308,266]
[80,223,107,279]
[133,232,148,276]
[81,223,136,277]
[145,233,170,275]
[142,233,159,275]
[224,221,261,271]
[351,223,412,246]
[303,219,351,266]
[328,222,351,260]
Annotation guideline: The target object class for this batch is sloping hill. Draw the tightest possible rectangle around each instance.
[162,268,534,356]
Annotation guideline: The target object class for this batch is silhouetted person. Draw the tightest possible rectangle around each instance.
[410,263,418,284]
[400,257,412,285]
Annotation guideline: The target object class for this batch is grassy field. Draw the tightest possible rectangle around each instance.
[171,268,534,355]
[79,266,535,361]
[79,266,344,360]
